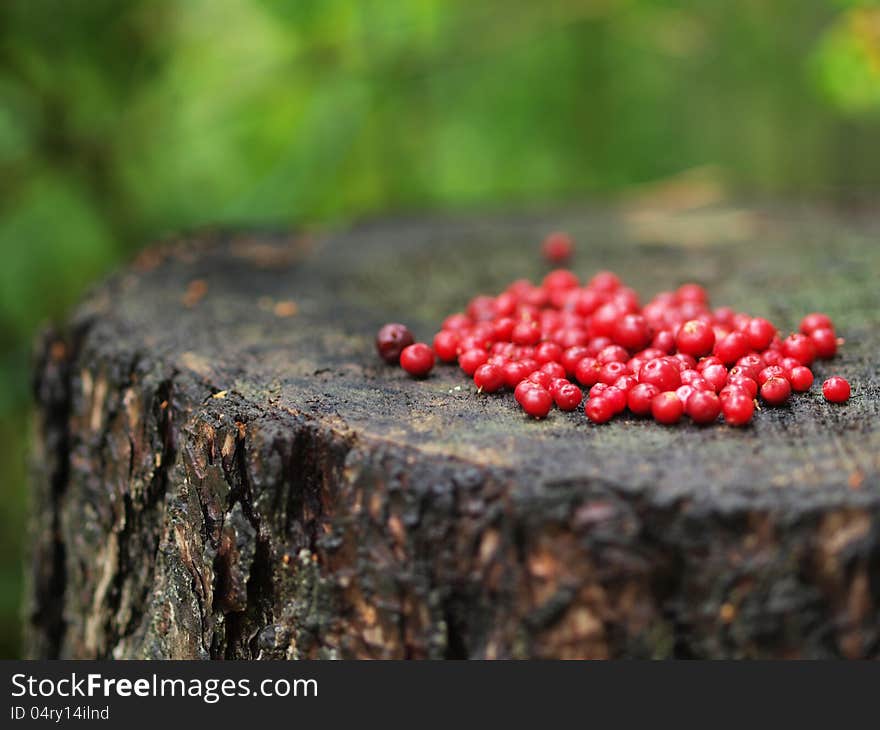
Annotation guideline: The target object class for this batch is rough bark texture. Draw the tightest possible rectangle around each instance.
[26,204,880,659]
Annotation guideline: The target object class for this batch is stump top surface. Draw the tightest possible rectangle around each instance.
[77,204,880,516]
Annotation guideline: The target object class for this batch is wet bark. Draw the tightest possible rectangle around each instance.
[26,205,880,658]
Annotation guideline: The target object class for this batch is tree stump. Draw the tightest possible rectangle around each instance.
[26,205,880,659]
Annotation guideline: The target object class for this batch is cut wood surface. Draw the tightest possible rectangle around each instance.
[27,204,880,658]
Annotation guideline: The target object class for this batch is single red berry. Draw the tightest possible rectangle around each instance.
[652,391,684,425]
[541,232,573,263]
[613,313,652,351]
[527,370,554,390]
[574,357,601,386]
[781,333,816,366]
[458,348,489,375]
[400,343,435,377]
[540,361,567,380]
[722,391,755,426]
[602,386,628,414]
[543,269,579,291]
[788,366,814,392]
[585,396,615,424]
[810,328,838,359]
[714,331,750,366]
[442,313,471,331]
[686,390,721,425]
[554,383,583,411]
[696,355,724,372]
[474,363,505,393]
[491,317,516,341]
[549,377,571,397]
[560,346,590,376]
[613,374,638,393]
[596,344,629,364]
[744,317,776,351]
[676,283,708,304]
[760,376,791,406]
[672,353,698,371]
[757,365,787,385]
[432,330,460,362]
[639,358,681,392]
[651,329,676,354]
[762,350,783,367]
[822,376,851,403]
[376,323,415,364]
[676,320,715,358]
[511,320,541,346]
[535,341,564,365]
[514,380,538,405]
[589,271,622,293]
[701,363,729,392]
[627,383,660,416]
[800,312,834,335]
[726,374,758,399]
[520,386,553,419]
[675,384,696,406]
[599,360,628,385]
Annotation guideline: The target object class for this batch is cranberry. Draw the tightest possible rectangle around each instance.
[675,384,696,406]
[585,396,615,424]
[722,391,755,426]
[714,331,750,366]
[554,383,583,411]
[652,391,684,425]
[433,330,460,362]
[376,323,415,364]
[602,386,628,414]
[676,283,708,304]
[727,374,758,399]
[400,343,435,377]
[613,313,651,351]
[628,383,660,416]
[760,376,791,406]
[514,380,538,404]
[639,358,681,392]
[474,363,505,393]
[597,344,630,364]
[599,361,628,385]
[520,386,553,419]
[442,313,471,331]
[687,390,721,425]
[574,357,602,387]
[757,365,787,385]
[781,333,816,366]
[589,271,621,293]
[541,232,573,263]
[511,321,541,346]
[800,312,833,335]
[560,346,590,376]
[810,328,838,359]
[527,370,554,390]
[789,366,814,392]
[701,363,729,392]
[744,317,776,351]
[535,341,563,365]
[540,361,567,380]
[822,376,850,403]
[676,320,715,357]
[613,375,638,393]
[491,317,516,341]
[458,348,489,375]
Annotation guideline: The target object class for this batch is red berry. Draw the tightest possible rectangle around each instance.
[442,313,471,331]
[757,365,787,385]
[554,383,583,411]
[540,361,567,380]
[789,366,814,392]
[491,317,516,341]
[474,363,505,393]
[527,370,554,390]
[726,374,758,399]
[781,333,816,366]
[541,232,573,263]
[599,361,628,385]
[686,390,722,425]
[376,323,415,364]
[597,344,630,364]
[674,384,696,406]
[574,357,601,386]
[714,331,750,366]
[822,376,851,403]
[613,375,638,393]
[760,376,791,406]
[800,312,833,335]
[676,320,715,358]
[432,330,460,362]
[585,396,614,424]
[676,283,708,304]
[613,313,652,351]
[627,383,660,416]
[502,361,532,388]
[602,386,628,414]
[589,271,621,293]
[810,328,838,359]
[458,348,489,375]
[639,358,681,392]
[722,391,755,426]
[652,391,684,425]
[701,363,729,392]
[511,320,541,346]
[520,386,553,419]
[400,343,435,377]
[535,341,564,365]
[744,317,776,351]
[560,346,590,376]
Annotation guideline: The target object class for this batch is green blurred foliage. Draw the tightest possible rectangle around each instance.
[1,0,879,657]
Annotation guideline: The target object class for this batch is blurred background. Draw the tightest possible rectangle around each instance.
[1,0,880,657]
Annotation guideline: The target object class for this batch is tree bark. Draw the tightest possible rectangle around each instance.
[26,205,880,659]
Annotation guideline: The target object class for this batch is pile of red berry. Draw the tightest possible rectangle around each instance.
[375,247,851,426]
